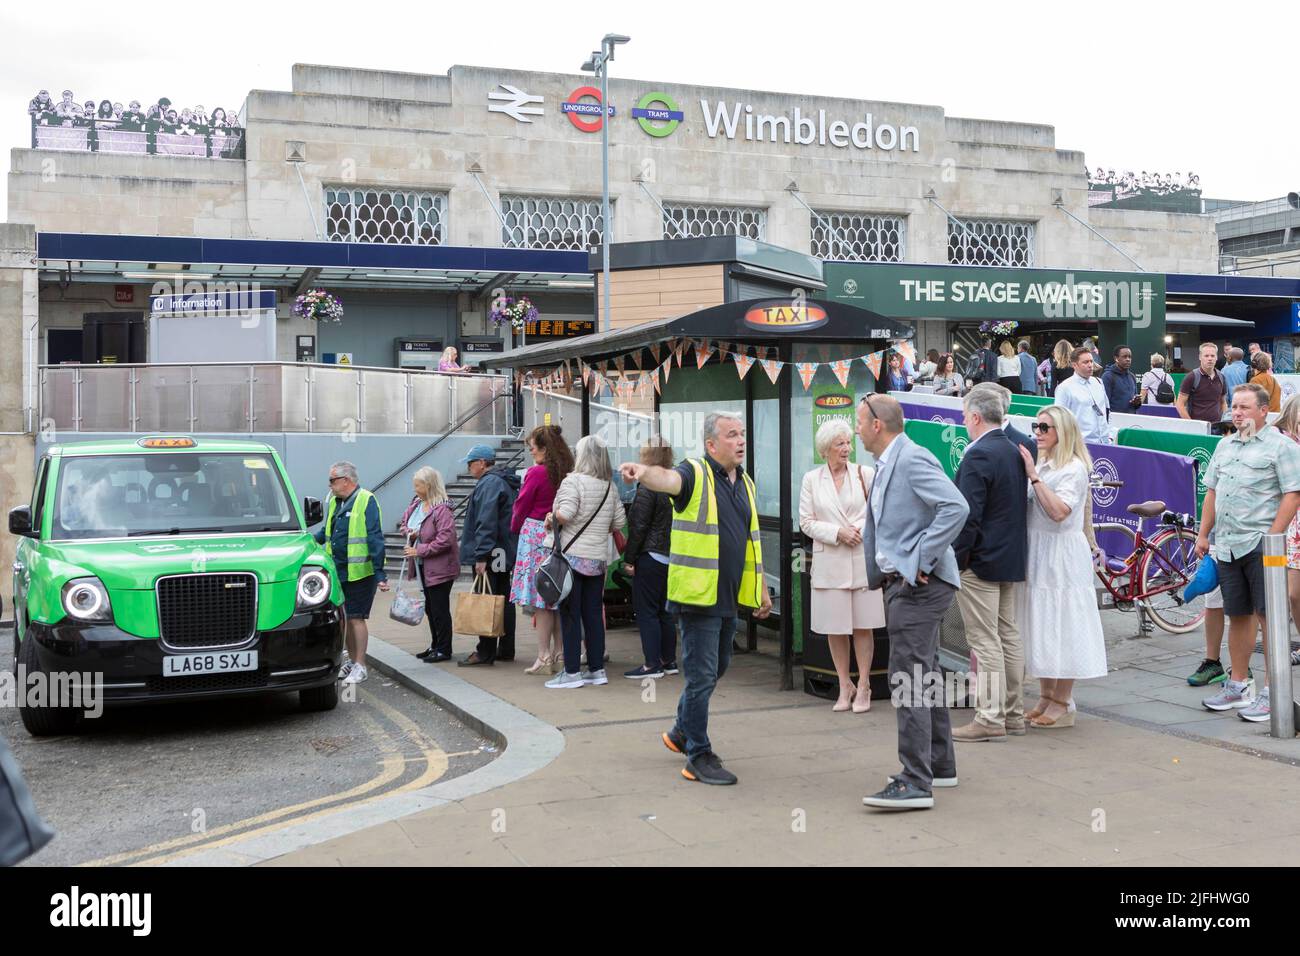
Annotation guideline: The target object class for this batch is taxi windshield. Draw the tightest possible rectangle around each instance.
[51,452,298,540]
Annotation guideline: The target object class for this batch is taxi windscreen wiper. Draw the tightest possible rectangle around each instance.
[125,526,230,537]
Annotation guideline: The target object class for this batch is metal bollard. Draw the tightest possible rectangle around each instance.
[1261,533,1297,738]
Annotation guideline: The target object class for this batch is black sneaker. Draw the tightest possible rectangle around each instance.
[1187,658,1225,687]
[625,664,665,680]
[682,751,737,786]
[415,647,436,660]
[661,726,687,754]
[862,778,934,810]
[661,660,680,675]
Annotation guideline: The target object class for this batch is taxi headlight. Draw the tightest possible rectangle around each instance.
[62,577,112,623]
[296,566,331,610]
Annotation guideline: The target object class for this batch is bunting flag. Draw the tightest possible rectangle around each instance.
[673,340,684,367]
[629,351,641,371]
[831,360,852,388]
[796,363,818,390]
[599,360,609,375]
[653,365,662,394]
[614,355,625,375]
[864,351,884,380]
[650,343,661,365]
[695,342,715,370]
[894,341,917,367]
[662,358,672,384]
[760,359,783,385]
[734,353,756,380]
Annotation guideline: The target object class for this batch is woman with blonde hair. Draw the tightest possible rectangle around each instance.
[1048,339,1074,397]
[996,340,1021,393]
[1016,405,1107,727]
[401,466,460,662]
[799,418,885,712]
[438,345,466,373]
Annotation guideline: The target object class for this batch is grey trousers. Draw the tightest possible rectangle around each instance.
[884,577,957,792]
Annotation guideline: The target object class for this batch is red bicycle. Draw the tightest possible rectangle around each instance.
[1091,477,1206,634]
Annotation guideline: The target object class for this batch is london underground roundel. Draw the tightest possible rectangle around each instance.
[633,91,683,137]
[563,86,613,133]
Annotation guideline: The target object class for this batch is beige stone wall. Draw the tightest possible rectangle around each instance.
[6,63,1218,274]
[0,224,37,618]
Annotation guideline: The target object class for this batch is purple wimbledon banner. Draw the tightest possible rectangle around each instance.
[1135,404,1181,418]
[899,400,962,426]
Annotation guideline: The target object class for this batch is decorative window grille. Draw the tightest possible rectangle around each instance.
[947,217,1036,267]
[501,195,607,251]
[663,203,766,240]
[324,187,446,245]
[811,211,905,261]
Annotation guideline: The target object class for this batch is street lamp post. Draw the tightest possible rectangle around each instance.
[582,33,630,334]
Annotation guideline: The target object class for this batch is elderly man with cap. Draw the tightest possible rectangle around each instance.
[457,443,521,666]
[314,460,388,685]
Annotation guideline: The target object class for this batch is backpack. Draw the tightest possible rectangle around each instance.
[1154,370,1175,404]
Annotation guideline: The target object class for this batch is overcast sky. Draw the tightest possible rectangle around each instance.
[4,0,1297,218]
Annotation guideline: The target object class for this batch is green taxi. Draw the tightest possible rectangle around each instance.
[9,436,345,735]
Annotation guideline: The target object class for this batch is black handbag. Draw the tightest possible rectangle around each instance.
[534,482,611,607]
[0,734,55,866]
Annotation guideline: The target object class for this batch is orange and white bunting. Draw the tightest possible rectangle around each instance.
[864,351,884,380]
[695,342,714,369]
[673,341,684,367]
[734,353,755,380]
[894,342,917,367]
[614,355,625,375]
[831,359,852,388]
[653,365,662,394]
[760,359,783,385]
[796,363,818,390]
[662,358,672,384]
[650,344,661,365]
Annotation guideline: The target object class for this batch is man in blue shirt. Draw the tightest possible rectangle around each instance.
[1221,347,1249,403]
[1016,340,1038,395]
[1101,345,1141,413]
[314,460,388,684]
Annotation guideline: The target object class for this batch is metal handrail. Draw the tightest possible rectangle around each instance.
[371,388,514,495]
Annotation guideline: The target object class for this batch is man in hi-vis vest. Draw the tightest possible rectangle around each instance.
[315,460,388,685]
[620,413,772,786]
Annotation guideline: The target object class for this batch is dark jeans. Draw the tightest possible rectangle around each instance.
[674,611,736,758]
[633,556,677,668]
[475,567,516,661]
[884,577,957,792]
[561,570,605,675]
[423,580,454,656]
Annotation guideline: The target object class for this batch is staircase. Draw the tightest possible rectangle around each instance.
[383,434,529,574]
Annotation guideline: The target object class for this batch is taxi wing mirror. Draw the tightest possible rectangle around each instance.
[303,497,324,526]
[8,505,36,538]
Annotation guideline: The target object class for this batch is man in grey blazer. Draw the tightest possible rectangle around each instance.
[857,394,970,810]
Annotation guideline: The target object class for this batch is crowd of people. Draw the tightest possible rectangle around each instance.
[27,89,241,135]
[306,340,1300,809]
[1086,167,1201,196]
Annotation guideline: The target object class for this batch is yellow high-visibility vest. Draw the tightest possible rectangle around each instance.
[667,459,764,609]
[325,488,379,582]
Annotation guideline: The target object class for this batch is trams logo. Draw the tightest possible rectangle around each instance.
[1091,456,1121,508]
[632,91,683,137]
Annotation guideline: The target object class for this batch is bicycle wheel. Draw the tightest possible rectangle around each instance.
[1138,527,1206,633]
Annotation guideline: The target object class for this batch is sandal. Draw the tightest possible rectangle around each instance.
[852,685,872,713]
[524,657,548,674]
[1025,699,1050,721]
[1030,697,1075,729]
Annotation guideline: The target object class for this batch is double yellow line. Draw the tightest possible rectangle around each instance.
[82,693,451,867]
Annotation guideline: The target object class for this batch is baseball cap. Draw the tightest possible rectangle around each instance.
[460,443,496,464]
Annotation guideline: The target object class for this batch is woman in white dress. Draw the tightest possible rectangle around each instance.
[799,419,886,713]
[1016,405,1108,728]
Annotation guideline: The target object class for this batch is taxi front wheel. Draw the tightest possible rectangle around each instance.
[299,682,339,712]
[17,634,85,737]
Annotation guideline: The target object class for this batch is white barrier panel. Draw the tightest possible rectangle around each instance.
[890,390,964,410]
[1276,375,1300,404]
[1110,411,1210,436]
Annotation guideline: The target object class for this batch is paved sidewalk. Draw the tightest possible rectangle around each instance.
[266,594,1300,867]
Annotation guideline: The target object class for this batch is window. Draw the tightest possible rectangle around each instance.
[947,218,1035,267]
[812,211,905,261]
[324,187,446,245]
[1219,231,1287,256]
[663,203,766,240]
[501,195,606,251]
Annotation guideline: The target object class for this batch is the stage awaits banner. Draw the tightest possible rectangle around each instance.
[1117,428,1221,515]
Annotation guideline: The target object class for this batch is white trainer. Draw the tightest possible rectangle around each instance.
[342,664,368,685]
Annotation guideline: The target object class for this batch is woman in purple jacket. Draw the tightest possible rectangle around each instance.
[401,466,461,663]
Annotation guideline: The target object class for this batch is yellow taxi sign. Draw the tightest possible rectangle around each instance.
[138,437,197,449]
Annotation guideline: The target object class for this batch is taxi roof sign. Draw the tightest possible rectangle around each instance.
[137,437,197,448]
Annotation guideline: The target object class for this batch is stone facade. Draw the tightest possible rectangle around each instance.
[7,63,1217,273]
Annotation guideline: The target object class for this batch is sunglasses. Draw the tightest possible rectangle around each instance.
[1030,422,1055,434]
[328,475,346,483]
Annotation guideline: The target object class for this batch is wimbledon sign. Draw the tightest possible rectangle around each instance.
[701,100,919,152]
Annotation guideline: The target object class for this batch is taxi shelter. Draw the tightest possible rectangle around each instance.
[480,290,914,691]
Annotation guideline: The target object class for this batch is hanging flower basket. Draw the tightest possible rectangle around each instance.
[293,289,344,323]
[978,320,1019,337]
[490,295,539,332]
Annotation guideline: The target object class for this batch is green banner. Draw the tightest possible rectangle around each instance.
[1012,394,1052,408]
[1117,428,1220,514]
[904,419,968,479]
[827,263,1166,325]
[812,381,857,465]
[1009,400,1047,419]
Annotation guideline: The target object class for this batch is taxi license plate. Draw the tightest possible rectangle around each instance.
[163,650,258,677]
